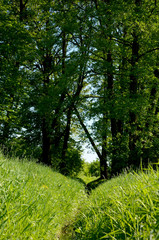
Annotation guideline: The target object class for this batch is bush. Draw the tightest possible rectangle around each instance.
[61,147,83,177]
[82,160,100,177]
[88,159,100,177]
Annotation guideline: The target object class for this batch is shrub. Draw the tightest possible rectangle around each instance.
[88,159,100,177]
[62,147,83,177]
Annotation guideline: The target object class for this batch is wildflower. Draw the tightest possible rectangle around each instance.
[41,185,48,189]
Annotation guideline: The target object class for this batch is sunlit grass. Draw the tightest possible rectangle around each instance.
[77,171,99,184]
[1,151,159,239]
[72,167,159,239]
[0,152,86,239]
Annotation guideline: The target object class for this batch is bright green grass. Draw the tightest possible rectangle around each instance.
[77,171,99,184]
[1,152,159,240]
[0,153,86,240]
[72,167,159,239]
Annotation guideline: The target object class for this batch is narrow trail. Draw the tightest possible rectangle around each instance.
[75,177,107,195]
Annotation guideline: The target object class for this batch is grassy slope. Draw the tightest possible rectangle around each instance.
[0,153,86,240]
[72,168,159,240]
[1,152,159,240]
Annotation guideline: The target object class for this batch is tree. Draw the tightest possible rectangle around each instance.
[0,0,32,153]
[1,0,159,177]
[79,0,159,175]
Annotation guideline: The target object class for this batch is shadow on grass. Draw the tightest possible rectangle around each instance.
[85,178,107,194]
[74,177,107,195]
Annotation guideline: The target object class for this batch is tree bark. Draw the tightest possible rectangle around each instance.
[42,117,51,165]
[60,108,72,174]
[101,115,108,179]
[41,38,52,165]
[128,23,140,167]
[19,0,28,21]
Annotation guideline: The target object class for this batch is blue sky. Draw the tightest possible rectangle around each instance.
[82,147,98,162]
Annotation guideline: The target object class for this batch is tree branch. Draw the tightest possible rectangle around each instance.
[73,105,102,160]
[138,47,159,59]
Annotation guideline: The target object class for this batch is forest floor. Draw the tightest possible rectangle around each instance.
[0,152,159,239]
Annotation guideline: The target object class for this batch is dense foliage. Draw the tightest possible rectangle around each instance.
[1,0,159,176]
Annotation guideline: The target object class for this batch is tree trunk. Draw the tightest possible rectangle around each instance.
[41,51,52,165]
[60,108,72,174]
[101,73,108,179]
[19,0,27,21]
[128,30,140,167]
[101,117,108,179]
[42,117,51,165]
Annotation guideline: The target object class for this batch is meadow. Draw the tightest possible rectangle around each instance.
[0,152,86,239]
[71,168,159,239]
[0,152,159,239]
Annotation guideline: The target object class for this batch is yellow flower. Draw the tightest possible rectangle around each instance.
[41,185,48,189]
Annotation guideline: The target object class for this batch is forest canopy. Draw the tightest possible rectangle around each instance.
[0,0,159,178]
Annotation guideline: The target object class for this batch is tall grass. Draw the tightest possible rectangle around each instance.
[1,152,159,239]
[72,167,159,239]
[0,153,86,239]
